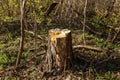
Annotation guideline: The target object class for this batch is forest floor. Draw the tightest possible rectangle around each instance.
[0,25,120,80]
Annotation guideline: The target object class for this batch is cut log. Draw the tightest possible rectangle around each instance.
[46,28,72,72]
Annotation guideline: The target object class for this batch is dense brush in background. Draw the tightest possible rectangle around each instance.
[0,0,120,26]
[53,0,120,42]
[0,0,120,42]
[54,0,120,26]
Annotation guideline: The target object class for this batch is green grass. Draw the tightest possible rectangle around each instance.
[0,53,9,70]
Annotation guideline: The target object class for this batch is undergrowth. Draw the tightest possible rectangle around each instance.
[0,26,120,79]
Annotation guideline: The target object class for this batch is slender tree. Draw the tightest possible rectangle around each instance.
[16,0,26,67]
[83,0,87,45]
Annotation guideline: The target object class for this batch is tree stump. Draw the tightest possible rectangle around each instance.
[46,28,72,72]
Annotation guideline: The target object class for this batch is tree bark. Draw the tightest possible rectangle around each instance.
[46,28,72,72]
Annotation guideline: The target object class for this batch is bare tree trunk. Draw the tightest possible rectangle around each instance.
[16,0,26,67]
[83,0,87,45]
[46,28,73,72]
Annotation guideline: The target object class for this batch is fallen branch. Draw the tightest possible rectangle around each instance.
[112,29,120,42]
[118,49,120,53]
[105,25,120,31]
[0,66,16,75]
[24,30,44,40]
[85,24,102,35]
[73,45,105,52]
[96,55,113,66]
